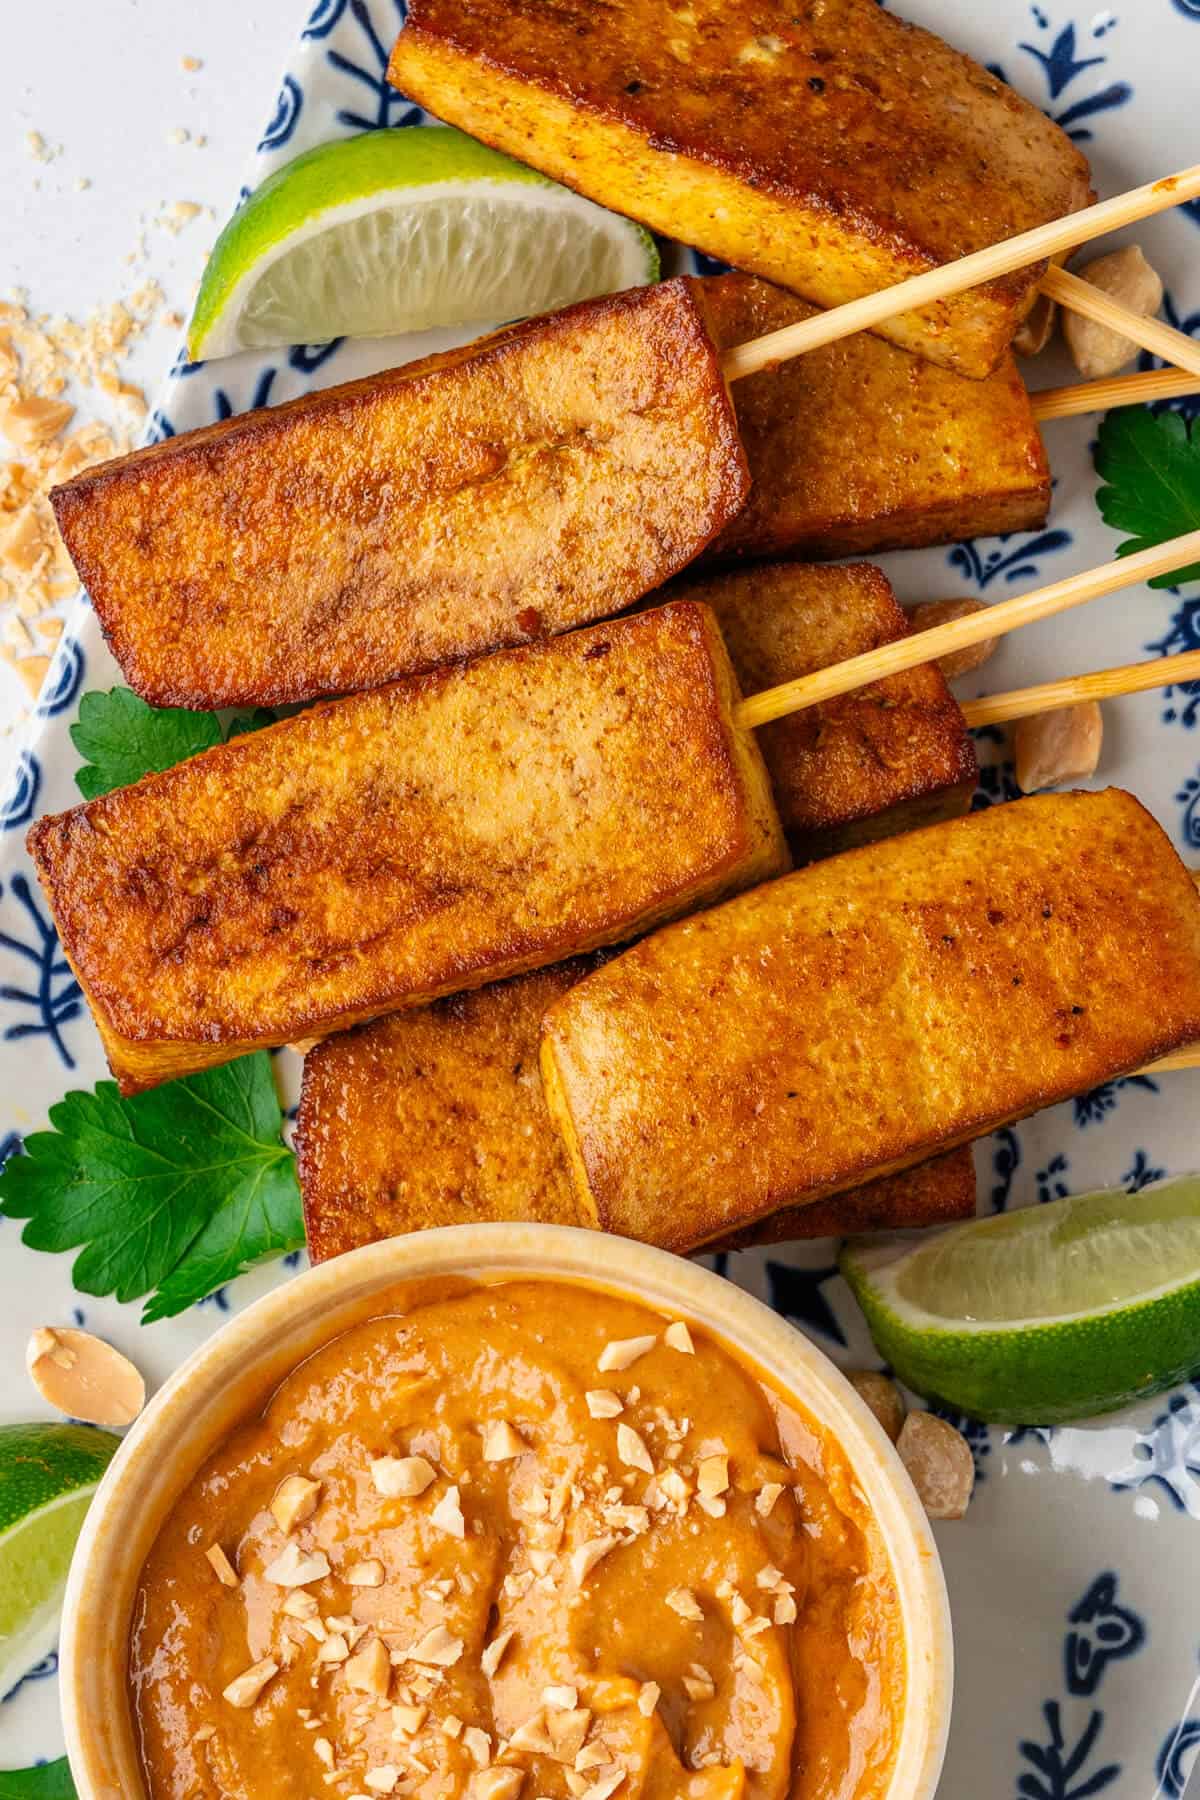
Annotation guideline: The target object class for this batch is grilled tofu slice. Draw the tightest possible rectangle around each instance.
[297,958,975,1263]
[702,274,1052,562]
[540,790,1200,1251]
[50,280,747,710]
[675,561,976,858]
[28,602,786,1094]
[388,0,1092,377]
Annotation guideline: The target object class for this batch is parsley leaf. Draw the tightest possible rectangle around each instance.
[0,1761,76,1799]
[1093,406,1200,588]
[0,1057,303,1321]
[70,689,278,799]
[70,688,222,799]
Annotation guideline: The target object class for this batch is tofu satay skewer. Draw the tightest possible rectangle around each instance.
[719,163,1200,382]
[737,528,1200,731]
[539,790,1200,1252]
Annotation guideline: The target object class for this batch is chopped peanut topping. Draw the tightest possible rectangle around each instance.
[472,1771,524,1800]
[570,1534,621,1583]
[204,1543,239,1588]
[392,1702,427,1735]
[637,1681,660,1717]
[616,1424,653,1474]
[371,1455,437,1497]
[282,1591,319,1620]
[404,1625,464,1667]
[550,1709,591,1760]
[697,1454,729,1498]
[345,1558,385,1587]
[598,1335,657,1373]
[543,1684,578,1710]
[663,1322,695,1354]
[269,1474,321,1534]
[585,1390,624,1419]
[683,1664,716,1701]
[666,1587,704,1622]
[430,1483,466,1537]
[263,1542,330,1587]
[481,1627,516,1678]
[345,1637,392,1696]
[222,1657,278,1708]
[463,1725,492,1766]
[482,1420,528,1461]
[755,1483,784,1517]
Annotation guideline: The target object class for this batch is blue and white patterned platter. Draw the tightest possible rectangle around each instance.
[3,0,1200,1790]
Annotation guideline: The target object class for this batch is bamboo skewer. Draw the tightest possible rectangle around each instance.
[719,164,1200,383]
[733,528,1200,731]
[1040,265,1200,379]
[959,650,1200,729]
[1030,367,1200,422]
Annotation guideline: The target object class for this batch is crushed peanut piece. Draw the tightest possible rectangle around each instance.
[482,1420,527,1462]
[204,1543,239,1588]
[696,1454,729,1498]
[847,1371,906,1443]
[392,1702,427,1735]
[263,1541,330,1587]
[543,1684,578,1710]
[570,1534,620,1583]
[404,1624,464,1667]
[282,1591,319,1620]
[682,1664,716,1701]
[313,1737,334,1769]
[25,1324,145,1427]
[663,1321,695,1354]
[896,1412,976,1520]
[550,1709,591,1760]
[585,1390,623,1419]
[365,1767,401,1794]
[773,1594,798,1625]
[316,1633,350,1664]
[581,1770,625,1800]
[598,1334,657,1373]
[270,1474,322,1534]
[507,1710,555,1755]
[616,1423,654,1474]
[430,1483,466,1538]
[755,1483,784,1517]
[666,1587,704,1621]
[222,1657,279,1708]
[463,1725,491,1767]
[370,1455,436,1497]
[344,1637,392,1696]
[472,1771,524,1800]
[637,1681,660,1717]
[480,1627,516,1679]
[346,1558,385,1587]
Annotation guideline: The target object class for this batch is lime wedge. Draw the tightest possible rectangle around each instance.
[840,1175,1200,1424]
[189,126,659,360]
[0,1421,119,1697]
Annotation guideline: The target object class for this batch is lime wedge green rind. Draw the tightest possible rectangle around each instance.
[189,126,658,359]
[839,1175,1200,1425]
[0,1422,119,1698]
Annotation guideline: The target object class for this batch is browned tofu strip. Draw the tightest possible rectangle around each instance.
[701,275,1052,561]
[297,958,976,1263]
[675,561,976,858]
[28,603,786,1094]
[540,790,1200,1251]
[388,0,1092,377]
[51,280,748,709]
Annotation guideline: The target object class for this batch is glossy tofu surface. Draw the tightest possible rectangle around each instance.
[676,561,976,856]
[541,791,1200,1250]
[29,602,786,1092]
[389,0,1091,375]
[298,959,975,1262]
[51,281,748,709]
[703,275,1052,561]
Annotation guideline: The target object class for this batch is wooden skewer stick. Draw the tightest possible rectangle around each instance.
[1040,265,1200,379]
[960,650,1200,729]
[1030,367,1200,422]
[734,528,1200,731]
[719,164,1200,383]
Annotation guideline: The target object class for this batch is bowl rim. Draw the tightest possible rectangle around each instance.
[59,1222,953,1799]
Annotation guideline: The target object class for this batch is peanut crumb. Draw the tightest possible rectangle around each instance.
[666,1587,703,1622]
[270,1474,322,1534]
[223,1657,279,1708]
[663,1321,695,1354]
[204,1543,239,1587]
[585,1390,623,1419]
[370,1455,436,1497]
[597,1335,657,1373]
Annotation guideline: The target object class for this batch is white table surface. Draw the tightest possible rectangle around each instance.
[0,0,297,761]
